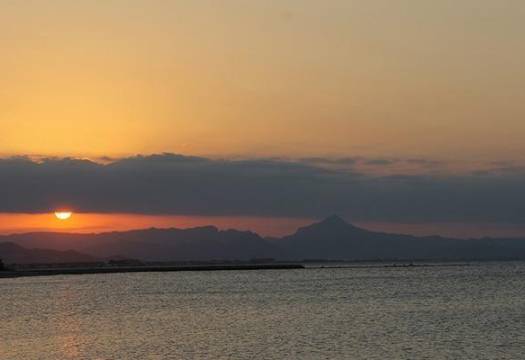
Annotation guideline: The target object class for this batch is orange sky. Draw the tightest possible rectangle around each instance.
[2,213,525,239]
[0,213,314,237]
[1,0,524,161]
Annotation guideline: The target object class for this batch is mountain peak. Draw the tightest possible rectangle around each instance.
[294,215,358,236]
[319,215,348,226]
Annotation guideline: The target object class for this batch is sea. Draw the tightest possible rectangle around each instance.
[1,262,524,359]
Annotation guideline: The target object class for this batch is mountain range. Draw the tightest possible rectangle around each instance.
[2,216,525,264]
[0,242,96,265]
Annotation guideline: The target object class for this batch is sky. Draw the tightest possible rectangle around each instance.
[1,1,524,237]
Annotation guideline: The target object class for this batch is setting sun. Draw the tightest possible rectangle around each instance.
[54,211,73,220]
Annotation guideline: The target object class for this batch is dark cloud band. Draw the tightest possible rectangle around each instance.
[1,153,524,223]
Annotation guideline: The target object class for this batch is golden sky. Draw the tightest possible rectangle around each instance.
[1,0,524,161]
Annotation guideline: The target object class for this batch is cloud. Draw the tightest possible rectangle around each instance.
[300,157,360,166]
[300,156,443,170]
[363,158,396,166]
[405,158,443,167]
[1,153,524,223]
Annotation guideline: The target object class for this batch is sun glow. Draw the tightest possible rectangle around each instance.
[54,211,73,220]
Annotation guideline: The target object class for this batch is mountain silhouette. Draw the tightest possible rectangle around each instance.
[0,226,279,262]
[278,216,525,260]
[2,216,525,263]
[0,242,96,264]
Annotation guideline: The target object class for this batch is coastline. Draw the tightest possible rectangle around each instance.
[0,263,304,279]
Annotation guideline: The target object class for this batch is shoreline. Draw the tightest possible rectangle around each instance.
[2,259,521,279]
[0,263,304,279]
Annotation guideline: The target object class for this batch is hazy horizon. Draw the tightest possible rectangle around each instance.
[3,212,525,240]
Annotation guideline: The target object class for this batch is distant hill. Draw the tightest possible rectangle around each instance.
[0,242,96,265]
[0,226,279,262]
[3,216,525,263]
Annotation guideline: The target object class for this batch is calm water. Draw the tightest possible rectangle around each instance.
[1,263,525,359]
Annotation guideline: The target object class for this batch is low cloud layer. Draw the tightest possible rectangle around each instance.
[1,153,524,223]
